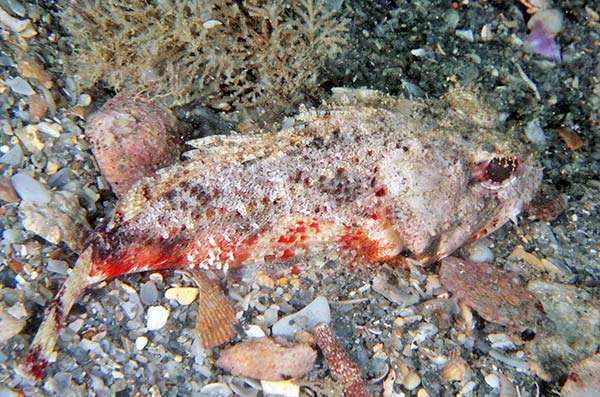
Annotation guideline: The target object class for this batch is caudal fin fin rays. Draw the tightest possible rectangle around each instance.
[19,248,98,381]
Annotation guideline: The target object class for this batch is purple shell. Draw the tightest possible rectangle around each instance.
[526,20,561,63]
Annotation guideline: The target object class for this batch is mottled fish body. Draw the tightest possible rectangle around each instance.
[19,90,541,380]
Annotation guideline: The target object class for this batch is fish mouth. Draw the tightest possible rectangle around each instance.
[470,156,521,191]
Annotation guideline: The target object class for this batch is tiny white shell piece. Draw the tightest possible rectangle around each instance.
[271,296,330,337]
[146,306,169,331]
[199,382,232,396]
[135,336,148,350]
[203,19,222,29]
[484,373,500,388]
[455,29,474,42]
[244,324,267,338]
[481,23,493,41]
[260,380,299,397]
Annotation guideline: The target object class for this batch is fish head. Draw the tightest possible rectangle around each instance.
[379,127,542,266]
[433,138,542,263]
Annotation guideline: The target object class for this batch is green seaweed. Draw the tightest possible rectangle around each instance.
[60,0,347,124]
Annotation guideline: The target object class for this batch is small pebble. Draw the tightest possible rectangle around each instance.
[149,273,164,283]
[488,333,516,350]
[444,10,460,31]
[5,302,27,320]
[5,76,35,95]
[47,259,69,275]
[139,281,158,306]
[455,29,474,42]
[528,9,563,34]
[245,324,266,338]
[135,336,148,350]
[481,23,493,41]
[260,380,299,397]
[202,19,222,29]
[10,172,51,203]
[0,145,23,166]
[121,301,139,319]
[0,54,12,66]
[76,93,92,107]
[464,239,494,263]
[417,388,430,397]
[146,306,169,331]
[28,93,49,122]
[0,176,19,202]
[410,48,427,57]
[294,330,315,345]
[525,120,547,147]
[15,125,44,153]
[0,308,25,343]
[558,127,584,151]
[165,287,198,305]
[484,373,500,388]
[459,381,477,395]
[263,305,279,327]
[441,357,469,383]
[198,383,231,396]
[52,372,72,394]
[403,371,421,391]
[67,319,84,333]
[4,0,26,17]
[19,190,91,251]
[37,122,62,138]
[255,271,275,288]
[2,228,22,244]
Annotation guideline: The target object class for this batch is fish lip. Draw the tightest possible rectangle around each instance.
[477,175,518,191]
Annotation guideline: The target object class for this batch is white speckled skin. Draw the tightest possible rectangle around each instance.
[104,98,540,272]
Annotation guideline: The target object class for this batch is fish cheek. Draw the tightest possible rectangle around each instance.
[465,189,509,242]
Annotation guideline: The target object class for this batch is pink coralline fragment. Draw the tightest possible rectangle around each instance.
[526,20,561,63]
[86,94,185,196]
[313,323,371,397]
[215,337,316,381]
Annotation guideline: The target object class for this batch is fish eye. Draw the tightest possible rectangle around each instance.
[486,157,518,183]
[470,156,520,191]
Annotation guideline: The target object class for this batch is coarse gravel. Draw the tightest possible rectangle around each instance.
[0,1,599,396]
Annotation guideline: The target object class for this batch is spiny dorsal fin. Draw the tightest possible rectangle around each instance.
[183,132,301,164]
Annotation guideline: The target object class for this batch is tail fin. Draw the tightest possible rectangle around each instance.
[17,248,100,382]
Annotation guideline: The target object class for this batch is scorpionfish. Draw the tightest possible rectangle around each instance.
[18,88,541,380]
